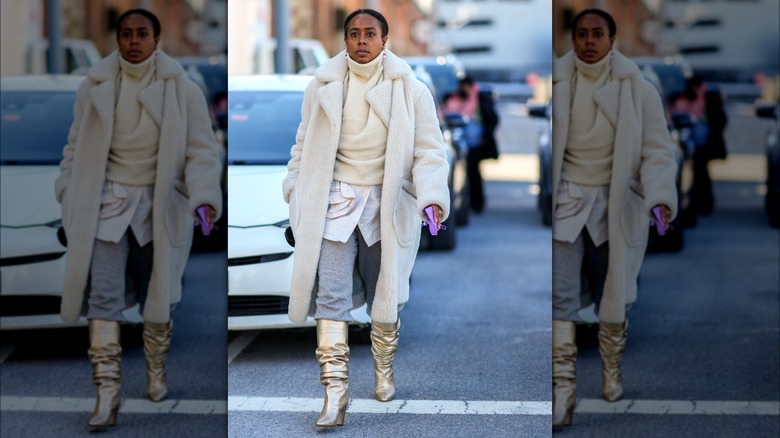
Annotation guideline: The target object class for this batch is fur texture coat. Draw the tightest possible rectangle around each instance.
[282,50,450,324]
[54,50,223,324]
[552,50,678,323]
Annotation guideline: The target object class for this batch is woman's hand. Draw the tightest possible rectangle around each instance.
[427,204,444,230]
[196,204,216,232]
[653,204,672,232]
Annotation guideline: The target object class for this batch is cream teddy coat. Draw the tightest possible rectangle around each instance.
[552,50,678,323]
[54,50,223,324]
[282,50,450,324]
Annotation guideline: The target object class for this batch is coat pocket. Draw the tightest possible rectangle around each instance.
[393,179,418,248]
[166,182,192,248]
[621,179,648,248]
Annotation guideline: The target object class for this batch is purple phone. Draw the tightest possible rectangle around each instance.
[652,206,666,236]
[424,206,438,236]
[197,206,211,236]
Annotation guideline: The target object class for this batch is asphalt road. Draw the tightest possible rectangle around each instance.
[558,102,780,437]
[0,250,228,438]
[227,104,554,437]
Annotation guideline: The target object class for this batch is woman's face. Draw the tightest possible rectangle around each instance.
[344,14,387,64]
[573,14,614,64]
[117,14,159,64]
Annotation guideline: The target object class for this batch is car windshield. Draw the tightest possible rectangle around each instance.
[1,91,75,164]
[228,90,303,165]
[420,64,459,101]
[650,65,686,100]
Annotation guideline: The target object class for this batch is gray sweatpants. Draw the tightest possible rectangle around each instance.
[86,231,153,321]
[314,228,382,322]
[552,230,609,321]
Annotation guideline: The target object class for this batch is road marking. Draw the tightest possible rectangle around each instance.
[0,343,15,364]
[576,399,779,416]
[227,397,780,417]
[0,396,226,415]
[228,397,551,416]
[227,331,258,364]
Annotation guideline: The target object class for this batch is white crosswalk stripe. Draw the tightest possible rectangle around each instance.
[0,396,226,415]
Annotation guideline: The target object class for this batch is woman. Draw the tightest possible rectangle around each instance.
[672,76,728,218]
[54,9,223,430]
[444,76,499,214]
[551,9,677,427]
[282,9,450,427]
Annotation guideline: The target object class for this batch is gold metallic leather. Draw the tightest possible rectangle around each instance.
[314,319,349,427]
[371,319,400,402]
[143,320,172,402]
[552,319,577,428]
[599,319,628,402]
[87,319,122,431]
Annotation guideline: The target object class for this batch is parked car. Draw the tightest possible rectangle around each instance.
[226,75,371,332]
[636,58,693,252]
[756,103,780,227]
[404,55,466,104]
[527,102,552,226]
[409,64,469,250]
[0,76,142,329]
[632,55,693,106]
[26,38,102,75]
[252,39,330,75]
[177,55,228,252]
[176,55,227,109]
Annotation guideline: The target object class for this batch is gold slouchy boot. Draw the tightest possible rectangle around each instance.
[315,319,349,427]
[370,319,400,402]
[599,319,628,402]
[143,320,172,402]
[87,319,122,431]
[552,319,577,428]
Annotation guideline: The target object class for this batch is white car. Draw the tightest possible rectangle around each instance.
[227,75,370,331]
[0,76,141,329]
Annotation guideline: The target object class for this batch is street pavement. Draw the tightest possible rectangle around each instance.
[0,250,229,438]
[227,103,554,437]
[557,102,780,437]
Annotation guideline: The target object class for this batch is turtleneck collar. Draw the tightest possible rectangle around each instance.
[119,51,156,80]
[575,50,611,80]
[347,50,384,81]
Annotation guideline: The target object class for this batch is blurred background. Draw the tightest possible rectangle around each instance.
[549,2,780,436]
[225,1,556,437]
[1,0,227,74]
[1,2,229,437]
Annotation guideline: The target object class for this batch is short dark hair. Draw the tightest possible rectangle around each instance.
[116,9,161,39]
[343,9,388,38]
[571,8,616,39]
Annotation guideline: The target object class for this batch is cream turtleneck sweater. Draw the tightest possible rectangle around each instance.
[561,52,615,186]
[106,52,160,186]
[332,52,388,186]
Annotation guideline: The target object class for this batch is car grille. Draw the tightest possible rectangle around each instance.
[227,252,292,266]
[0,295,61,317]
[0,252,65,267]
[228,295,289,317]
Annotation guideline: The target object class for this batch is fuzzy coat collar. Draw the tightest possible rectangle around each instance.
[87,49,184,82]
[553,49,639,84]
[315,49,411,83]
